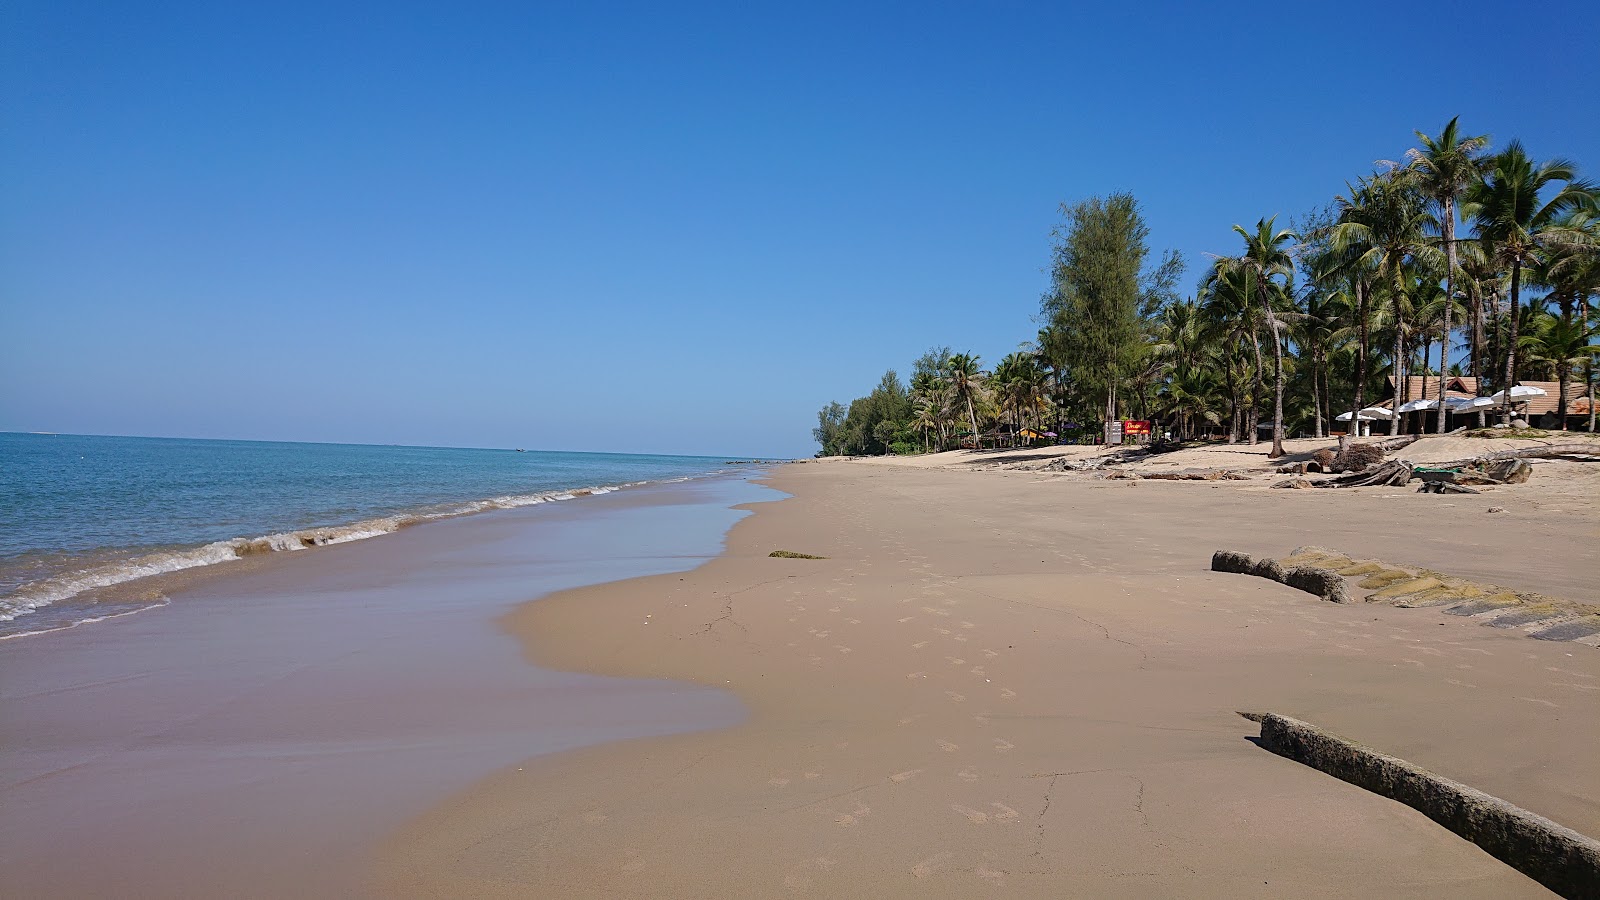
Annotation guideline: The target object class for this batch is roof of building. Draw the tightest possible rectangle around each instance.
[1519,382,1590,417]
[1384,375,1479,400]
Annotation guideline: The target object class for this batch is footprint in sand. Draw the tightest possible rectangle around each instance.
[945,656,966,666]
[999,688,1017,700]
[769,777,791,787]
[847,618,862,625]
[835,804,871,826]
[992,739,1015,752]
[890,769,922,783]
[828,607,841,613]
[912,641,930,649]
[834,645,853,654]
[908,671,927,679]
[970,666,986,676]
[937,739,960,753]
[934,627,952,635]
[957,767,979,782]
[981,649,1000,658]
[898,616,916,623]
[911,853,953,878]
[620,850,647,872]
[960,622,976,629]
[583,810,609,823]
[951,802,1019,825]
[976,867,1007,885]
[945,691,967,703]
[953,635,969,642]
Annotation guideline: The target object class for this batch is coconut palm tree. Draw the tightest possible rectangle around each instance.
[945,353,984,448]
[1462,141,1597,423]
[1406,117,1490,432]
[1198,265,1263,442]
[1519,313,1597,429]
[1219,217,1298,456]
[1331,173,1443,434]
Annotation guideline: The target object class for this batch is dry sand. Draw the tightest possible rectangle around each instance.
[375,460,1599,898]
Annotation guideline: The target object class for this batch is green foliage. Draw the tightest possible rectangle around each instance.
[812,120,1598,449]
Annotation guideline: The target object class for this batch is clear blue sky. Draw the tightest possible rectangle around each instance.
[3,2,1596,458]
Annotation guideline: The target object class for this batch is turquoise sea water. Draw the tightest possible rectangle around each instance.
[0,432,735,638]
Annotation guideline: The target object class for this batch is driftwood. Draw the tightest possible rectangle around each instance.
[1139,468,1250,481]
[1432,443,1600,468]
[1318,459,1415,488]
[1365,434,1422,451]
[1418,481,1482,495]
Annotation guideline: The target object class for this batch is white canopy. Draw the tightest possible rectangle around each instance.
[1488,385,1547,403]
[1397,398,1438,413]
[1445,395,1496,411]
[1336,407,1396,422]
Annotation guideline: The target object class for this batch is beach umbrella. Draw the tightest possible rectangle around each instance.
[1487,385,1547,403]
[1331,406,1395,419]
[1043,431,1057,437]
[1397,398,1438,413]
[1445,395,1495,411]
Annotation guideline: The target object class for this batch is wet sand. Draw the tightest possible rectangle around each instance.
[0,477,771,899]
[378,462,1598,898]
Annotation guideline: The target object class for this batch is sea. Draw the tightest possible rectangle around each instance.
[0,432,738,639]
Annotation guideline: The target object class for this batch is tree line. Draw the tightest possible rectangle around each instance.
[815,118,1598,457]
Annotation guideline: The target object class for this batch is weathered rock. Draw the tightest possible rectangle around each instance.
[1532,616,1600,642]
[1210,550,1255,574]
[1357,568,1415,590]
[1372,576,1443,600]
[1281,566,1351,603]
[1249,558,1287,582]
[1244,712,1600,898]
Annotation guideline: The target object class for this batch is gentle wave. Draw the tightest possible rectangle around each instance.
[0,480,660,631]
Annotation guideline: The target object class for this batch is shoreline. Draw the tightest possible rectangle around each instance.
[376,461,1596,897]
[0,474,771,898]
[0,466,740,642]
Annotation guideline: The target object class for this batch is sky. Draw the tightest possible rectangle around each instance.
[3,2,1597,458]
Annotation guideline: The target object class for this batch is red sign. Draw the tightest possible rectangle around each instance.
[1122,420,1152,436]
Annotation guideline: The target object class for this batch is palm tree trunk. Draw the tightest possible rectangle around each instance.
[1248,324,1263,445]
[1312,348,1324,439]
[1586,300,1596,433]
[1348,278,1370,448]
[1503,258,1522,425]
[1390,289,1404,437]
[1437,202,1457,433]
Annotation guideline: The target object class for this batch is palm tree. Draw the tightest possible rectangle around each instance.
[945,353,984,448]
[1198,265,1262,442]
[1520,313,1597,429]
[1331,173,1443,435]
[1406,117,1489,432]
[1220,217,1298,456]
[1462,141,1597,423]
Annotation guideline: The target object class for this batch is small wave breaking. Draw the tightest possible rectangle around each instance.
[0,480,653,635]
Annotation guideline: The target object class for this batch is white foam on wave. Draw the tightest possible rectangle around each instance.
[0,476,690,631]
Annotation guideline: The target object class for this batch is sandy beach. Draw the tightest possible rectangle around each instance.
[377,453,1598,898]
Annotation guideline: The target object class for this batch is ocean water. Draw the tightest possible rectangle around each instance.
[0,432,736,638]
